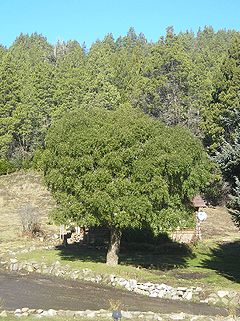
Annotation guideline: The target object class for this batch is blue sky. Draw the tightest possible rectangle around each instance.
[0,0,239,47]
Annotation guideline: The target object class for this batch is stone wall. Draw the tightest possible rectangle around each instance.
[0,307,239,320]
[1,254,239,308]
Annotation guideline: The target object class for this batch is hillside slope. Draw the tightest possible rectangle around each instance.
[201,206,239,241]
[0,171,56,249]
[0,171,239,249]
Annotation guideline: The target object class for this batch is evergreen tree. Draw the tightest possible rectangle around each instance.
[54,40,86,114]
[203,35,240,152]
[0,52,21,159]
[42,106,214,265]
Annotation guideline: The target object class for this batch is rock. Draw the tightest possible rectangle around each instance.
[47,309,57,316]
[134,288,148,295]
[117,278,128,286]
[195,287,203,292]
[21,307,29,312]
[36,309,44,314]
[95,275,102,283]
[144,314,156,320]
[157,290,166,298]
[183,291,193,301]
[64,310,76,317]
[26,265,34,272]
[209,293,219,299]
[165,292,173,299]
[149,291,158,298]
[75,311,85,317]
[229,295,240,305]
[176,290,184,297]
[10,258,18,263]
[14,309,22,314]
[21,312,29,317]
[0,310,7,317]
[217,290,229,298]
[206,297,219,305]
[228,291,237,298]
[34,314,44,318]
[128,279,137,289]
[221,297,229,305]
[85,311,96,318]
[0,261,7,265]
[138,283,150,291]
[11,263,18,271]
[177,287,187,291]
[157,283,167,290]
[169,312,186,320]
[121,311,133,319]
[41,309,57,317]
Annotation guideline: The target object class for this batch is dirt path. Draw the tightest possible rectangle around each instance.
[0,270,229,316]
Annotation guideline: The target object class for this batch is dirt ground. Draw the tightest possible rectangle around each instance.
[0,269,229,316]
[201,206,239,240]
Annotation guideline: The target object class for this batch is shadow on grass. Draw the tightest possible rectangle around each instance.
[55,234,195,271]
[202,240,240,283]
[55,243,107,264]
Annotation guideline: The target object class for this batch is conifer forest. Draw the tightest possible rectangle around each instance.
[1,26,240,240]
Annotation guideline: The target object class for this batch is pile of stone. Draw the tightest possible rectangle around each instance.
[0,308,239,321]
[6,258,201,301]
[2,257,240,308]
[110,275,201,301]
[202,290,240,306]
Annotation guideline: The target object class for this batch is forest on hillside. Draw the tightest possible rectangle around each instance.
[1,26,240,225]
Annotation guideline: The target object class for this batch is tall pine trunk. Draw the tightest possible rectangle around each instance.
[106,227,122,266]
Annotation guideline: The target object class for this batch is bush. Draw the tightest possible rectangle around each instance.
[18,203,42,236]
[0,158,16,175]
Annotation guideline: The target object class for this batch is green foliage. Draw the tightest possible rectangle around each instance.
[42,106,213,233]
[228,177,240,228]
[0,158,15,175]
[203,34,240,152]
[0,28,239,213]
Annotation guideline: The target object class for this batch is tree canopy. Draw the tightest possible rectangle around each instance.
[42,106,213,265]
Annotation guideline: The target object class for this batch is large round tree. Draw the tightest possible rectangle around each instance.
[42,105,213,265]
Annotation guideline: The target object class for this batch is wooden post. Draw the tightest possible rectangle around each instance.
[195,212,202,240]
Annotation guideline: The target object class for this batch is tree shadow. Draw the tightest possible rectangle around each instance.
[202,240,240,283]
[120,241,194,270]
[55,230,195,271]
[55,243,107,263]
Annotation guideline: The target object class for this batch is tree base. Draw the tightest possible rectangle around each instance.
[106,227,122,266]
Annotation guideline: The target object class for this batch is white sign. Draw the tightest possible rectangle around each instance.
[197,211,207,221]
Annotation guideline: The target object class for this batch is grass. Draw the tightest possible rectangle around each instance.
[16,238,240,291]
[1,171,240,295]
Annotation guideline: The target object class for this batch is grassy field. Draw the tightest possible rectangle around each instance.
[0,171,57,252]
[1,171,240,292]
[16,236,240,291]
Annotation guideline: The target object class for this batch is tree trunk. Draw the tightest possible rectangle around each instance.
[106,227,122,266]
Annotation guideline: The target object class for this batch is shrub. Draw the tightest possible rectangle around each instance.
[18,203,42,236]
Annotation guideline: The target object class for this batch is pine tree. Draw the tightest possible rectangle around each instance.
[203,35,240,153]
